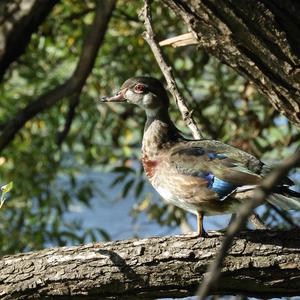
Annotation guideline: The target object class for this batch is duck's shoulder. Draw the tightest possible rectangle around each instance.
[163,138,264,177]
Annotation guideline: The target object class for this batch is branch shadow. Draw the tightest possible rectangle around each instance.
[97,249,145,282]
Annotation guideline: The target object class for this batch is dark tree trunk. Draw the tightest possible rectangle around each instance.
[1,231,300,299]
[161,0,300,127]
[0,0,59,81]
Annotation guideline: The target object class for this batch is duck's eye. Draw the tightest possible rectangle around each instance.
[134,84,145,93]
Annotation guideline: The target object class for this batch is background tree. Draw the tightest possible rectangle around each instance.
[0,0,299,264]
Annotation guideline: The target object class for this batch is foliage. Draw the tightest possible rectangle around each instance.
[0,181,13,209]
[0,0,299,255]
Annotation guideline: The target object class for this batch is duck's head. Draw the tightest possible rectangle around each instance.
[101,76,170,115]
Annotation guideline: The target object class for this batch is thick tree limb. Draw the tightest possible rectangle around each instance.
[0,0,59,81]
[197,150,300,299]
[161,0,300,127]
[141,0,203,139]
[0,0,116,153]
[1,230,300,299]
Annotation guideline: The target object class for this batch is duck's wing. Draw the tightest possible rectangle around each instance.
[169,140,263,199]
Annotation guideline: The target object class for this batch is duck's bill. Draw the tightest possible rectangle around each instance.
[100,90,126,102]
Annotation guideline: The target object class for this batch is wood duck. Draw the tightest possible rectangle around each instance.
[101,76,300,236]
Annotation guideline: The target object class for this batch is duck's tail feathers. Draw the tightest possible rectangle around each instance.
[267,187,300,210]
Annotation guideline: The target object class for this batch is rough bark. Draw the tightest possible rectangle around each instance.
[0,0,59,81]
[161,0,300,127]
[1,230,300,299]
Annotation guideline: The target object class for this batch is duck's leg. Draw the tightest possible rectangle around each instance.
[182,211,207,238]
[196,211,207,237]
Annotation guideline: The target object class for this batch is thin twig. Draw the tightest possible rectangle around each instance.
[56,92,80,146]
[248,213,269,230]
[174,71,217,139]
[267,202,299,229]
[197,150,300,299]
[141,0,202,139]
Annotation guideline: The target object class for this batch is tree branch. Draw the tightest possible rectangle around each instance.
[1,230,300,299]
[0,0,59,81]
[0,0,116,153]
[197,150,300,299]
[160,0,300,127]
[141,0,203,139]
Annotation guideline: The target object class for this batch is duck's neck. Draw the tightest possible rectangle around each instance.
[142,108,182,158]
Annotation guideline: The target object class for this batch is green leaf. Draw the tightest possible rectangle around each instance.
[0,181,13,209]
[135,180,144,198]
[97,228,111,241]
[112,166,135,174]
[122,179,134,198]
[110,174,127,187]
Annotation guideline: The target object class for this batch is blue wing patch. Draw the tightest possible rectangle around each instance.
[205,173,238,198]
[206,153,238,197]
[210,177,238,198]
[207,152,227,160]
